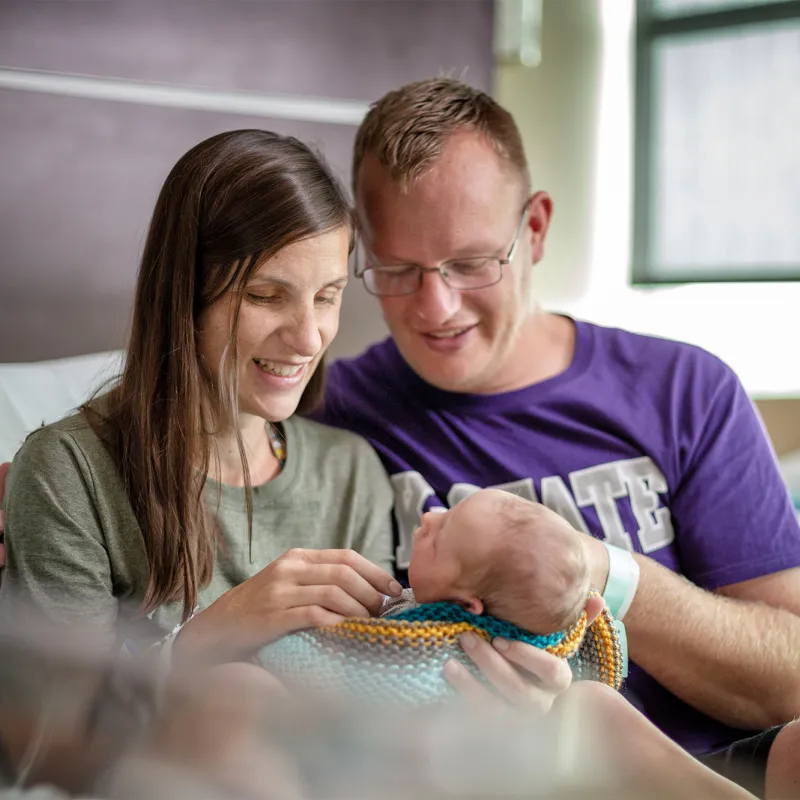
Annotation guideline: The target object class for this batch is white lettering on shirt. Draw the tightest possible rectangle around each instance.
[389,457,673,565]
[618,457,675,552]
[571,463,633,550]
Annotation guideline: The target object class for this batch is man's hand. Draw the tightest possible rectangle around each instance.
[0,461,9,568]
[444,633,573,714]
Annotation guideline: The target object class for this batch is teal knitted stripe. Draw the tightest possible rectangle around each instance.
[390,602,566,649]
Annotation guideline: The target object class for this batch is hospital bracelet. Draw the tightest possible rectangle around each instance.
[601,541,640,621]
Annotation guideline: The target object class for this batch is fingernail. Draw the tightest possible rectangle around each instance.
[443,659,463,677]
[459,632,478,651]
[492,637,509,652]
[389,580,403,596]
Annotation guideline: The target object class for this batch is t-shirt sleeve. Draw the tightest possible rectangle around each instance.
[670,367,800,589]
[0,427,118,629]
[349,439,395,577]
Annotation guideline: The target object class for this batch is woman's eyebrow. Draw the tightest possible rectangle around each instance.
[246,275,349,288]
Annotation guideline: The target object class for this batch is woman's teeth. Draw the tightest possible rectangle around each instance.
[429,327,469,339]
[253,358,303,377]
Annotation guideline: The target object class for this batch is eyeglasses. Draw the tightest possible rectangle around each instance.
[355,203,530,298]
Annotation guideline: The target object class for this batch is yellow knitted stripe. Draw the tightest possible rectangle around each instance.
[590,610,619,689]
[315,605,622,690]
[317,620,492,648]
[544,612,587,658]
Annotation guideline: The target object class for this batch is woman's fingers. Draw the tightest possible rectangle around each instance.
[187,548,399,658]
[266,606,345,640]
[286,584,371,620]
[288,549,401,598]
[296,564,387,616]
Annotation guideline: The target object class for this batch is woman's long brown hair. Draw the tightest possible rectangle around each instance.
[85,130,351,621]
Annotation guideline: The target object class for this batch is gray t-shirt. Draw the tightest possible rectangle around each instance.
[0,411,394,637]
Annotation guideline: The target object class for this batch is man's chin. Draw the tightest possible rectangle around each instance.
[393,336,487,392]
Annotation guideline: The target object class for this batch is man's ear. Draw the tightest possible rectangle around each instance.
[526,191,553,264]
[583,594,605,627]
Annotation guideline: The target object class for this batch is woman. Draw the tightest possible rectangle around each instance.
[0,130,398,662]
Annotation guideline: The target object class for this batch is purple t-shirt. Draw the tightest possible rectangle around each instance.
[317,319,800,756]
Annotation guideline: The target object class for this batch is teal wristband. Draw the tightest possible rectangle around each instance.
[601,542,640,621]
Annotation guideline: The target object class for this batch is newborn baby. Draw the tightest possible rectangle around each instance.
[396,488,603,635]
[259,489,623,705]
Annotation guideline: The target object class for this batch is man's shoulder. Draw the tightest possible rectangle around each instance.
[326,338,401,390]
[320,339,413,431]
[582,320,734,385]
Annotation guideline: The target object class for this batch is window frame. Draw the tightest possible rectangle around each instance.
[632,0,800,284]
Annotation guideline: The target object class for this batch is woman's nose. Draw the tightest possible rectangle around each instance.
[281,304,323,357]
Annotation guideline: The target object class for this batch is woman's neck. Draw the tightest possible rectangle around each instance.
[208,414,281,487]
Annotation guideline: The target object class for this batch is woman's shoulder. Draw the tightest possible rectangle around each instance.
[284,415,387,486]
[286,414,378,458]
[11,406,120,493]
[17,408,111,464]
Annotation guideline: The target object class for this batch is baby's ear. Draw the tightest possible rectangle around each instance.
[462,596,484,616]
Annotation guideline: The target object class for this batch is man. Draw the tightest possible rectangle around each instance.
[317,77,800,792]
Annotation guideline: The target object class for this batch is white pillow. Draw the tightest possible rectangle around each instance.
[0,351,125,463]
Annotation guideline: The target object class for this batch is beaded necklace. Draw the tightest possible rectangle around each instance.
[268,422,287,470]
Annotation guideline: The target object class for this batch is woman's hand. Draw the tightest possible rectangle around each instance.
[175,548,402,663]
[444,633,573,714]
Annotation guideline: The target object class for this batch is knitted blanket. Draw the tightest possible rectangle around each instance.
[258,600,624,706]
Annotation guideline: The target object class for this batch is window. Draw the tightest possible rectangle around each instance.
[633,0,800,283]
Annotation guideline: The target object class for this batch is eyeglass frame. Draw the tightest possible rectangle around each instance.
[353,200,532,297]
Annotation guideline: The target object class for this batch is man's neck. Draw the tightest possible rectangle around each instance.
[476,312,576,395]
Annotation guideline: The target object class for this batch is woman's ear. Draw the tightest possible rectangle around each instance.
[584,594,605,627]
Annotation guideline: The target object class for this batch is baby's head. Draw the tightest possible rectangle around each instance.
[408,489,591,634]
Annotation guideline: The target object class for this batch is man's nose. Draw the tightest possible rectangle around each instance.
[412,269,462,324]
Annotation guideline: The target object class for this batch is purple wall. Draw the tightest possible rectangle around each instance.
[0,0,493,361]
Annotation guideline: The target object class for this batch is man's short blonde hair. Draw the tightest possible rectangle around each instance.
[353,77,530,192]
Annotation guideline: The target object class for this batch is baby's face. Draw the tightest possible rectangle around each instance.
[408,490,505,604]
